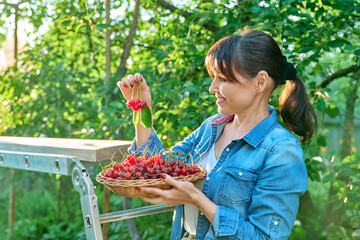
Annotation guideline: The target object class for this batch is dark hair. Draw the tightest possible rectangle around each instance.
[205,29,317,143]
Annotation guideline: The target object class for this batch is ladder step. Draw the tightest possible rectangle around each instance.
[99,204,175,224]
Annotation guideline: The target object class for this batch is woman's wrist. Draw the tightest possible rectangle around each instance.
[191,187,217,224]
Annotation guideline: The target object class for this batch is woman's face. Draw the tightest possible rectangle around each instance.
[208,71,258,115]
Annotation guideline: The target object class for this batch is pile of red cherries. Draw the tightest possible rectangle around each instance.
[104,154,201,180]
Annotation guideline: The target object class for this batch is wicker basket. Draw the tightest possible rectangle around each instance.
[96,165,207,198]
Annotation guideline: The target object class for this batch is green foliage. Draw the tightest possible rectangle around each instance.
[0,0,359,238]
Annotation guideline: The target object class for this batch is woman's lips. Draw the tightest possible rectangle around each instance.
[216,97,227,104]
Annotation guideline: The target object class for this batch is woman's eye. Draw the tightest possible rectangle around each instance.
[220,77,226,82]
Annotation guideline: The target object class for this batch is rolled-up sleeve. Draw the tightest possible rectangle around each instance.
[128,129,163,155]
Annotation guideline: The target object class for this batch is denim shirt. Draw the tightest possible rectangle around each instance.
[128,106,308,240]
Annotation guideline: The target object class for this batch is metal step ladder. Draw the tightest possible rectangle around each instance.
[0,136,174,239]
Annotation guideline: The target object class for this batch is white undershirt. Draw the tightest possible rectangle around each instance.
[183,144,217,236]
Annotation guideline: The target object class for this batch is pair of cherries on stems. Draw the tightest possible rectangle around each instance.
[122,77,152,130]
[126,99,147,111]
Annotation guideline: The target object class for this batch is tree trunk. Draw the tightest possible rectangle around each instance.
[14,6,18,69]
[103,1,112,239]
[340,71,359,158]
[123,197,141,240]
[105,0,111,107]
[323,71,359,228]
[115,0,140,78]
[297,191,325,239]
[8,169,15,240]
[103,187,110,240]
[9,7,19,239]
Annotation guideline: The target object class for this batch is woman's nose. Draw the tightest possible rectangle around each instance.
[209,79,218,94]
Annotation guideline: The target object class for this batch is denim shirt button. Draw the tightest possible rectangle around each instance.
[206,177,210,181]
[226,147,230,152]
[239,172,243,176]
[274,220,279,226]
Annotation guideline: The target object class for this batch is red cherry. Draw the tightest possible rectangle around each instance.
[128,166,136,174]
[174,167,181,174]
[126,155,137,165]
[126,99,136,109]
[180,168,187,176]
[113,171,121,178]
[171,172,179,177]
[104,169,113,178]
[135,171,143,179]
[137,101,147,110]
[189,167,196,174]
[163,167,171,175]
[124,172,132,180]
[138,162,146,168]
[147,167,156,175]
[168,161,176,167]
[113,162,121,171]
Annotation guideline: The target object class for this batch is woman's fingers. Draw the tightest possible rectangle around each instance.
[160,174,181,189]
[117,73,147,89]
[139,195,163,205]
[139,186,165,197]
[117,72,152,106]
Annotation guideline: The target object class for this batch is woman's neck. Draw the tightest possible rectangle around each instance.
[230,105,270,135]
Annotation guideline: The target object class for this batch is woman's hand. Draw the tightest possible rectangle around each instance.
[138,173,201,207]
[117,73,152,110]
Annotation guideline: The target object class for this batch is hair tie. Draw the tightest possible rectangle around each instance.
[281,56,297,84]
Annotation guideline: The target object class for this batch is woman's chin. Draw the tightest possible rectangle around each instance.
[217,107,231,115]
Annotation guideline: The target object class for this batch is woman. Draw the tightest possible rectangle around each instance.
[117,29,317,240]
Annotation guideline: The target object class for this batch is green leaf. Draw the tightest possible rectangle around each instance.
[300,46,314,53]
[326,104,340,118]
[344,44,358,51]
[133,110,140,126]
[354,49,360,56]
[140,106,152,130]
[96,24,112,29]
[315,98,326,112]
[317,135,327,146]
[328,40,346,48]
[75,23,87,33]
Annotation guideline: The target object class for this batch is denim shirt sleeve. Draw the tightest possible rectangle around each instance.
[213,139,308,240]
[128,126,201,158]
[128,129,164,155]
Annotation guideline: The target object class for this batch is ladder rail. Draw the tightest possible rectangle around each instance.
[0,150,175,240]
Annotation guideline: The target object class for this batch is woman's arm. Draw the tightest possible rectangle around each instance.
[138,173,218,224]
[117,73,153,147]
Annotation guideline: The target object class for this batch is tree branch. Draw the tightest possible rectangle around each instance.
[155,0,218,33]
[0,0,29,8]
[115,0,141,78]
[318,64,359,89]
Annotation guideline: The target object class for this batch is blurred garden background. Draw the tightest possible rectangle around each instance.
[0,0,359,239]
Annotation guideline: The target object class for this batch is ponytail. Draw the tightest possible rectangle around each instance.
[279,76,317,143]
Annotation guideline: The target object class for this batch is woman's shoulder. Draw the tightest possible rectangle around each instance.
[261,122,302,151]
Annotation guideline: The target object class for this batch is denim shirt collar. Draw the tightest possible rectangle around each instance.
[210,106,278,148]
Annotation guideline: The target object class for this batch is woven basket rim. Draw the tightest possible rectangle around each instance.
[96,164,207,187]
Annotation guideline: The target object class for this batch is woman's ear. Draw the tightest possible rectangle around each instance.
[255,70,270,93]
